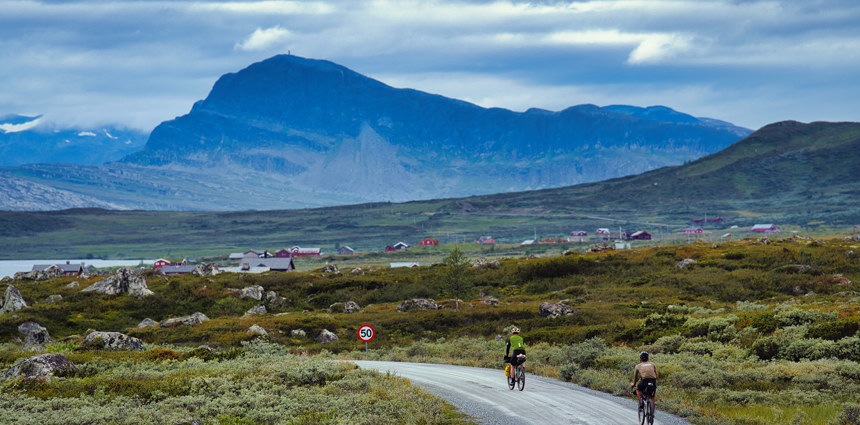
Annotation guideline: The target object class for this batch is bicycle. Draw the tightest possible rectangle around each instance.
[631,384,655,425]
[506,354,525,391]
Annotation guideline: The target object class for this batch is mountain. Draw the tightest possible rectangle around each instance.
[1,55,751,211]
[0,114,148,166]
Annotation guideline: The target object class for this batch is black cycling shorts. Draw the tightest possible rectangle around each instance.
[510,349,526,366]
[637,378,657,396]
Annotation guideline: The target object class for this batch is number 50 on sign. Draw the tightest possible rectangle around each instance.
[357,324,375,342]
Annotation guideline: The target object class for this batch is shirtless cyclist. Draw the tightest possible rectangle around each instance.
[631,351,658,411]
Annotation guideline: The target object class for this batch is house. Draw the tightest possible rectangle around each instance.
[595,228,611,235]
[629,231,652,240]
[419,238,440,246]
[520,239,535,245]
[231,249,272,259]
[390,262,420,268]
[477,236,495,245]
[568,231,588,242]
[160,264,197,275]
[385,242,410,252]
[238,257,296,272]
[682,227,704,235]
[32,261,83,276]
[721,233,734,238]
[277,246,322,257]
[153,258,187,269]
[707,217,724,223]
[337,246,355,255]
[750,224,777,233]
[540,237,566,244]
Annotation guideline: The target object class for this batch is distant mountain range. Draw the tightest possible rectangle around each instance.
[0,114,147,166]
[1,55,751,211]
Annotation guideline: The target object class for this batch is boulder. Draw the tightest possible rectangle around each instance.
[82,268,154,297]
[1,353,76,379]
[136,318,159,328]
[472,257,501,269]
[290,329,306,338]
[478,297,500,306]
[587,243,613,253]
[343,301,361,313]
[349,267,365,276]
[82,331,144,351]
[161,312,209,328]
[18,321,43,335]
[1,285,28,314]
[244,305,267,316]
[240,285,264,301]
[45,294,63,304]
[65,281,80,288]
[13,266,63,282]
[23,326,52,351]
[320,264,339,273]
[247,324,268,336]
[316,329,338,344]
[538,301,574,318]
[396,298,439,312]
[192,263,222,277]
[675,259,696,269]
[266,291,288,309]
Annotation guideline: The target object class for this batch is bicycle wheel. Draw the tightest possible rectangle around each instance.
[638,397,646,425]
[516,365,525,391]
[507,367,515,390]
[646,397,654,425]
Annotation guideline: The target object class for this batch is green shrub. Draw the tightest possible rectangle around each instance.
[829,403,860,425]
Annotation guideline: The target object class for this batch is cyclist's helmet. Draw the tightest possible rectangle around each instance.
[511,327,520,334]
[639,351,649,361]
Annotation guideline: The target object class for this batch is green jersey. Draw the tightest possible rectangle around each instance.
[508,335,525,351]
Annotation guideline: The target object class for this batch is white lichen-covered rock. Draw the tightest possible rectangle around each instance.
[45,294,63,304]
[472,257,501,269]
[675,258,696,269]
[290,329,306,338]
[344,301,360,313]
[316,329,338,344]
[243,305,267,316]
[136,318,159,328]
[161,312,209,328]
[18,321,43,335]
[396,298,439,312]
[349,267,365,276]
[240,285,264,301]
[1,285,28,314]
[247,324,268,336]
[83,331,144,351]
[1,353,76,379]
[65,281,80,288]
[192,263,222,277]
[82,268,154,297]
[13,267,64,282]
[23,326,52,351]
[538,301,575,318]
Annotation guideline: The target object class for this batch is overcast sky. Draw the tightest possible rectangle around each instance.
[2,0,859,131]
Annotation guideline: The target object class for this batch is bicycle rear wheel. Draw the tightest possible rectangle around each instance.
[638,397,646,425]
[646,397,654,425]
[516,366,525,391]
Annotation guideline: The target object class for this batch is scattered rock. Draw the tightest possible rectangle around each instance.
[23,326,52,351]
[44,294,63,304]
[82,331,144,351]
[18,321,43,335]
[291,329,306,338]
[192,263,222,277]
[478,297,500,306]
[316,329,338,344]
[12,267,64,282]
[240,285,264,301]
[344,301,361,313]
[675,259,696,269]
[161,312,209,328]
[0,353,76,379]
[320,264,339,273]
[472,257,501,269]
[65,281,80,288]
[1,285,28,314]
[244,305,267,316]
[539,301,574,318]
[82,268,154,297]
[587,243,613,252]
[397,299,439,312]
[247,324,268,336]
[349,267,365,276]
[266,291,288,309]
[136,318,159,328]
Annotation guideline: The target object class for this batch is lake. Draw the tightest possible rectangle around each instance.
[0,259,153,279]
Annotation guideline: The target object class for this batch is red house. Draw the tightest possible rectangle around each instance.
[419,238,440,246]
[682,227,703,235]
[477,236,495,245]
[629,231,652,240]
[750,224,777,233]
[277,246,321,257]
[153,258,187,269]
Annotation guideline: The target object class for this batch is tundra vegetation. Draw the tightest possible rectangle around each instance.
[0,238,858,425]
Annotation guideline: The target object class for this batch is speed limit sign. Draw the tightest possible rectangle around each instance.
[357,324,375,342]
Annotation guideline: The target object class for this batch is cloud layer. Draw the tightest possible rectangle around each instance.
[1,0,859,130]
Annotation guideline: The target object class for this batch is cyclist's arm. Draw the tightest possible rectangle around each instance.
[654,365,659,379]
[505,339,511,357]
[632,366,641,385]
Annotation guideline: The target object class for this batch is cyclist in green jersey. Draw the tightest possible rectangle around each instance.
[505,327,526,370]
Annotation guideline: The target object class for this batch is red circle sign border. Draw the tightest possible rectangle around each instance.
[357,324,375,342]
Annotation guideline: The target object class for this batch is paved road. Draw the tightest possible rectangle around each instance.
[353,361,690,425]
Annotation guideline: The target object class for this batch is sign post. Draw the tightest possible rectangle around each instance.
[357,324,375,359]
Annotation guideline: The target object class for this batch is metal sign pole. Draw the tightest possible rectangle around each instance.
[365,341,368,359]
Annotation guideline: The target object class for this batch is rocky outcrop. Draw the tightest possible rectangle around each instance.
[65,281,80,288]
[82,268,154,297]
[397,299,439,312]
[675,259,696,269]
[192,263,222,277]
[349,267,365,276]
[18,321,43,335]
[240,285,264,301]
[266,290,287,309]
[472,257,501,269]
[320,264,339,273]
[44,294,63,304]
[23,326,52,351]
[160,312,209,328]
[343,301,360,313]
[136,318,159,328]
[12,266,63,282]
[316,329,338,344]
[1,285,28,314]
[247,324,267,336]
[478,297,500,306]
[82,331,144,351]
[1,353,77,379]
[290,329,306,338]
[244,305,267,316]
[539,301,574,318]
